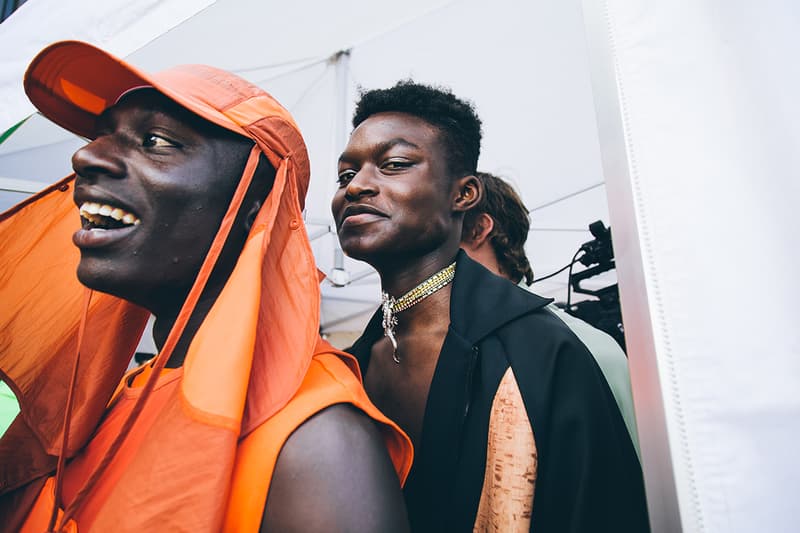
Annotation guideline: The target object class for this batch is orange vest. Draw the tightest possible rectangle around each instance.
[18,347,411,532]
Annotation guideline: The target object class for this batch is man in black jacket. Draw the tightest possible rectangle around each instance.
[331,80,650,532]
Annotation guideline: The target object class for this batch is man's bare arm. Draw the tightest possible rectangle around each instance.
[260,404,409,533]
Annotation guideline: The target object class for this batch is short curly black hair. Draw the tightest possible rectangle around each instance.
[462,172,534,285]
[352,80,482,177]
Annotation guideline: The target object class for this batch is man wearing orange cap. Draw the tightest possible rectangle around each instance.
[0,42,411,532]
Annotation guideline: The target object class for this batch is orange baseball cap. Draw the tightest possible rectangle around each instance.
[23,40,311,209]
[24,40,254,140]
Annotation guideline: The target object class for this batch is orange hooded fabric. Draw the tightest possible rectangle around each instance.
[0,41,411,531]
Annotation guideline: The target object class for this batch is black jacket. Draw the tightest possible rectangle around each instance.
[349,251,650,532]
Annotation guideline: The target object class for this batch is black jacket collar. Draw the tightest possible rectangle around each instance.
[448,250,552,343]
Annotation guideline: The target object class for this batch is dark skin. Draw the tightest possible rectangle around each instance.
[264,404,408,532]
[332,112,481,446]
[72,91,409,532]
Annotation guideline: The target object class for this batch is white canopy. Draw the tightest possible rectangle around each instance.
[0,0,614,335]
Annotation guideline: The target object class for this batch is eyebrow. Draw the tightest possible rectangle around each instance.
[339,137,422,163]
[95,107,117,131]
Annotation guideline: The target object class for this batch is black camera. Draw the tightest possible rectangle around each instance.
[578,220,614,267]
[563,220,626,351]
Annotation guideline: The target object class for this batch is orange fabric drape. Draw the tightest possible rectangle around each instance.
[0,176,149,497]
[17,345,411,533]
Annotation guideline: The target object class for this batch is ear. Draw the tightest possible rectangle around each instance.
[453,174,482,213]
[244,200,263,233]
[464,212,495,249]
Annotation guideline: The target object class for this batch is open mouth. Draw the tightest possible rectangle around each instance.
[79,201,141,230]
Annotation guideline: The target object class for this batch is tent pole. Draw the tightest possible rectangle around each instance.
[328,49,352,285]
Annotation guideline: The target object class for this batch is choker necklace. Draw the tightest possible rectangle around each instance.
[381,261,456,364]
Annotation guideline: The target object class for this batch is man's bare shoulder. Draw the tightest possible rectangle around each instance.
[260,404,409,533]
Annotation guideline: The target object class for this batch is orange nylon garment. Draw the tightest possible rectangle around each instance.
[0,41,412,531]
[15,342,411,532]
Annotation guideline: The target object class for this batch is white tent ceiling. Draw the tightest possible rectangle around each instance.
[0,0,616,337]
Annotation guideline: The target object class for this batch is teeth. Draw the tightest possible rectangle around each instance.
[79,201,140,227]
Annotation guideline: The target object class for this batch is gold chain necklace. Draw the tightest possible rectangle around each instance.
[381,261,456,363]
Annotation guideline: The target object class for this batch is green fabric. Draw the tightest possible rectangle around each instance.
[544,303,642,459]
[0,380,20,438]
[0,116,30,146]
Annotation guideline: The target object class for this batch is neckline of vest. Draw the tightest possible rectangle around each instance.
[121,364,184,399]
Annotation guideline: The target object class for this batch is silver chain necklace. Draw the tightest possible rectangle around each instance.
[380,261,456,363]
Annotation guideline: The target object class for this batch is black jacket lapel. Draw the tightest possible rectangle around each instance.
[403,325,475,532]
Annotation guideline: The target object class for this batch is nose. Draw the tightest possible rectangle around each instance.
[343,167,378,202]
[72,136,126,180]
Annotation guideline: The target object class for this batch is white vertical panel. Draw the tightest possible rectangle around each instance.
[582,2,800,532]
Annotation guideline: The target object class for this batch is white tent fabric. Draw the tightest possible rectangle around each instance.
[0,0,215,133]
[584,1,800,532]
[0,0,616,336]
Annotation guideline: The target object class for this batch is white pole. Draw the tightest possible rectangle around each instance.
[582,2,800,532]
[327,49,353,290]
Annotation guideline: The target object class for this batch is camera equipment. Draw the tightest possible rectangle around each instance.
[562,220,626,351]
[578,220,614,267]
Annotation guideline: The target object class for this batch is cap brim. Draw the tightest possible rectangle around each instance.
[24,41,246,139]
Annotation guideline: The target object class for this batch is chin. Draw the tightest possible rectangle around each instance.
[75,257,142,305]
[338,238,378,265]
[77,264,122,298]
[342,245,409,273]
[339,230,444,266]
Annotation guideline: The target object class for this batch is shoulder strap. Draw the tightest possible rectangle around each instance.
[223,345,412,532]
